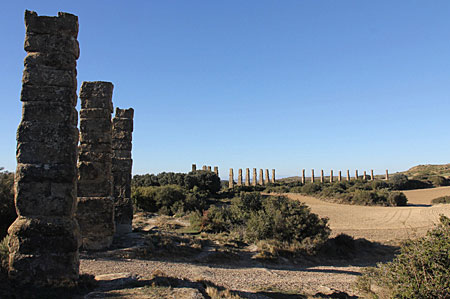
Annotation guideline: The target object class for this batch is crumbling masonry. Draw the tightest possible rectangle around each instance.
[112,108,134,234]
[8,10,81,285]
[76,82,115,250]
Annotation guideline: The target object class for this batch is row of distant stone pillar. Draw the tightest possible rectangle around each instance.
[301,169,390,183]
[191,164,219,176]
[229,168,276,188]
[8,10,134,286]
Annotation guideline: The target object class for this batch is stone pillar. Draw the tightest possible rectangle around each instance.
[237,169,243,186]
[301,169,305,184]
[245,168,250,186]
[207,166,212,172]
[330,170,333,183]
[347,170,350,181]
[8,10,80,285]
[271,169,276,183]
[311,169,315,183]
[214,166,219,176]
[252,168,257,186]
[229,168,234,188]
[259,169,264,185]
[363,171,367,180]
[371,169,374,180]
[320,170,324,183]
[385,169,389,180]
[192,164,197,172]
[202,165,207,171]
[338,171,342,182]
[76,82,115,250]
[111,108,134,235]
[355,170,358,180]
[265,169,270,184]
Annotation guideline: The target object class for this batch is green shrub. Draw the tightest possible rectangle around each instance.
[132,185,205,215]
[429,176,450,187]
[184,170,221,195]
[388,192,408,206]
[0,169,15,239]
[431,196,450,204]
[371,180,389,190]
[389,174,409,190]
[0,236,9,273]
[301,183,322,194]
[357,215,450,298]
[264,185,289,193]
[200,206,235,233]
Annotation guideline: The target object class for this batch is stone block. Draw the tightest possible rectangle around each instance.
[16,163,76,183]
[115,107,134,119]
[112,118,133,132]
[79,118,112,133]
[79,142,111,154]
[111,158,132,171]
[24,33,80,59]
[111,149,131,159]
[23,65,77,88]
[79,108,111,119]
[21,84,77,105]
[111,139,132,151]
[77,180,112,198]
[76,197,115,250]
[25,10,78,37]
[17,141,77,165]
[112,130,133,141]
[24,52,76,71]
[78,150,112,163]
[17,121,78,144]
[79,130,112,144]
[22,101,77,125]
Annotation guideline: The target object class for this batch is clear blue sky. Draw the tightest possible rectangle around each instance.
[1,1,450,178]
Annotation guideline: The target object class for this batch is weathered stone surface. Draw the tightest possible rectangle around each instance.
[371,169,374,180]
[301,169,305,184]
[229,168,234,188]
[311,169,315,183]
[191,164,197,172]
[320,170,324,183]
[252,168,257,186]
[259,169,264,185]
[10,10,80,286]
[245,168,250,186]
[214,166,219,176]
[112,107,134,235]
[330,170,333,183]
[347,170,350,181]
[385,170,389,180]
[338,171,342,182]
[265,169,269,184]
[75,197,115,250]
[355,170,359,180]
[77,81,114,249]
[271,169,275,183]
[237,169,242,186]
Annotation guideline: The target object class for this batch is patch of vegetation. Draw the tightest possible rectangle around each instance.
[0,236,9,274]
[356,215,450,298]
[431,196,450,204]
[132,185,208,216]
[0,168,15,240]
[191,192,330,255]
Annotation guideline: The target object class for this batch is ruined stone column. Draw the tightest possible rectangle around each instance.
[330,170,333,183]
[311,169,315,183]
[229,168,234,188]
[202,165,207,171]
[355,170,358,180]
[8,10,80,285]
[252,168,257,186]
[385,169,389,180]
[245,168,250,186]
[192,164,197,172]
[237,169,243,186]
[347,170,350,181]
[207,166,212,172]
[76,82,115,249]
[111,108,134,235]
[214,166,219,176]
[259,169,264,185]
[301,169,305,184]
[338,171,342,182]
[371,169,374,180]
[320,170,324,183]
[363,171,367,180]
[271,169,275,183]
[265,169,270,184]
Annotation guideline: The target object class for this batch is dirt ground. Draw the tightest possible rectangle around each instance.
[79,187,450,298]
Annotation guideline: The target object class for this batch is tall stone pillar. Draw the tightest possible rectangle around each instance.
[192,164,197,172]
[371,169,374,180]
[301,169,305,184]
[76,82,114,250]
[385,169,389,180]
[237,169,243,186]
[207,166,212,172]
[363,171,367,180]
[8,10,80,285]
[252,168,257,186]
[245,168,250,186]
[338,171,342,182]
[229,168,234,188]
[330,170,333,183]
[320,170,324,183]
[271,169,275,183]
[265,169,270,184]
[111,108,134,235]
[259,169,264,185]
[214,166,219,176]
[202,165,207,171]
[347,170,350,181]
[311,169,315,183]
[355,170,358,180]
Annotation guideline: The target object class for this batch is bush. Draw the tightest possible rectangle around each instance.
[0,236,9,273]
[301,183,322,194]
[184,170,221,195]
[431,196,450,204]
[132,185,205,215]
[357,215,450,298]
[389,174,409,190]
[429,176,450,187]
[0,169,15,239]
[388,192,408,206]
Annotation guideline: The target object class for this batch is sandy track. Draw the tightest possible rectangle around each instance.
[286,187,450,242]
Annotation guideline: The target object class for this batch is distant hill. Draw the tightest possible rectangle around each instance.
[400,164,450,180]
